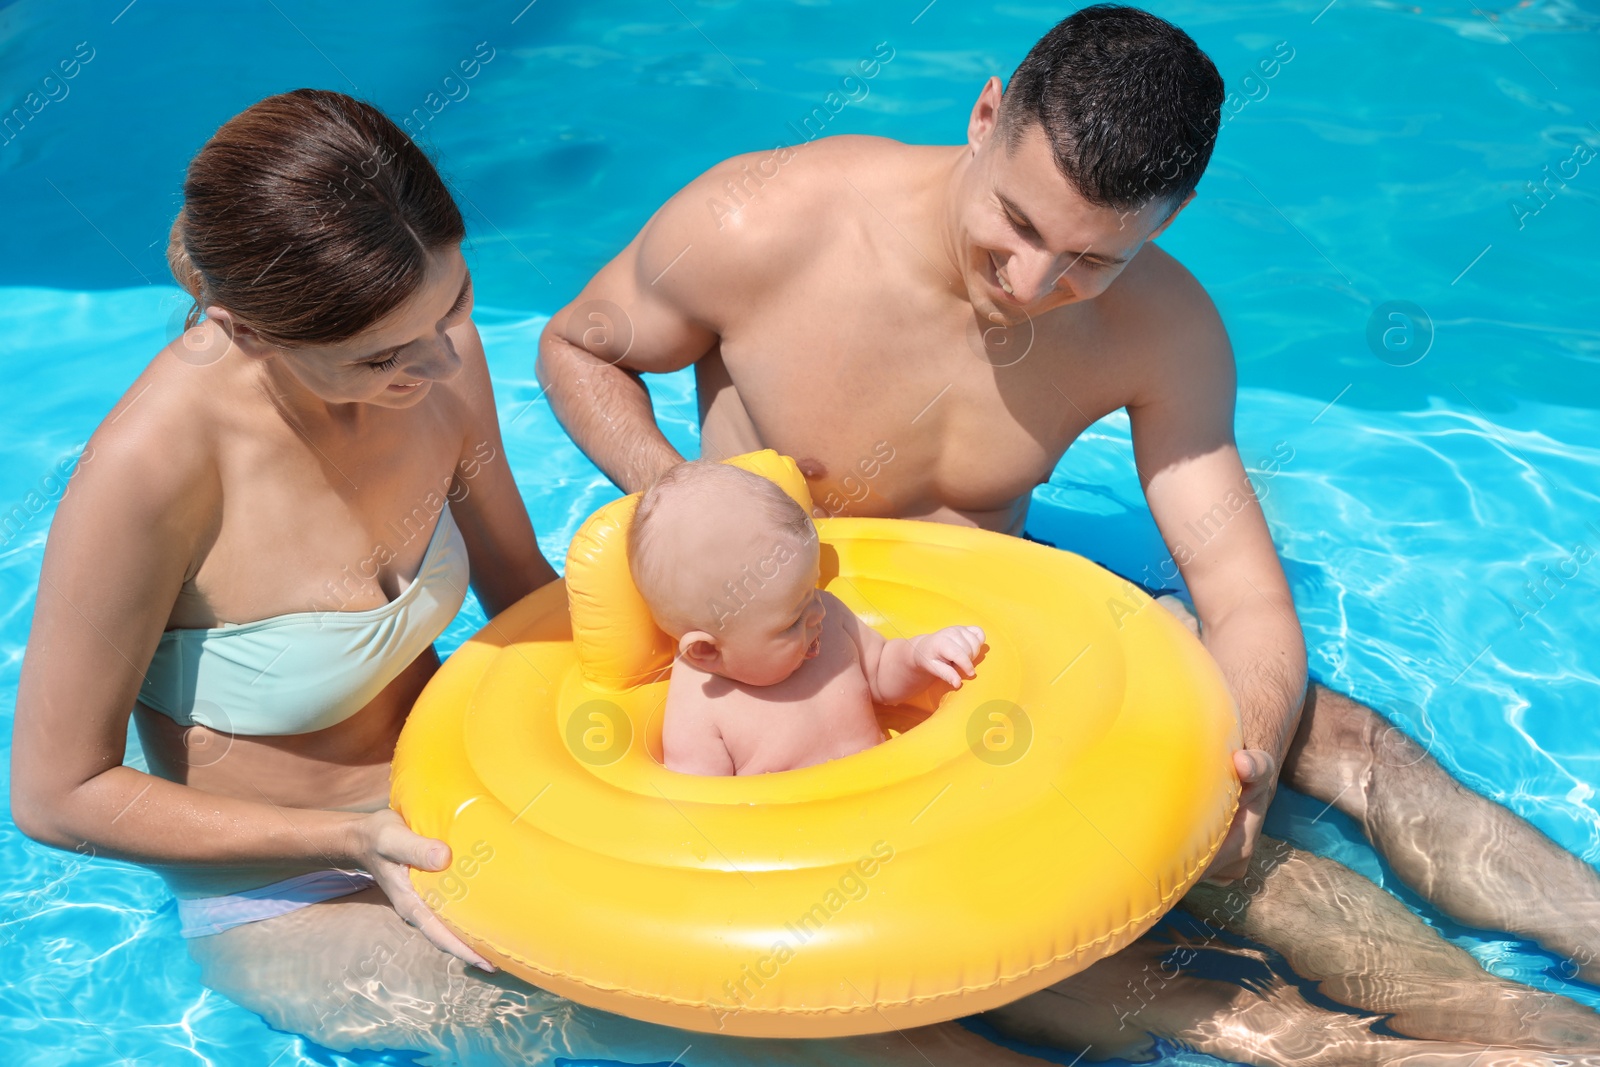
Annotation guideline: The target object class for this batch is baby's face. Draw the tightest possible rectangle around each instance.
[642,477,829,686]
[710,535,827,686]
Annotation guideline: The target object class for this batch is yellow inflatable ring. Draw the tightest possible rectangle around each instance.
[392,450,1240,1038]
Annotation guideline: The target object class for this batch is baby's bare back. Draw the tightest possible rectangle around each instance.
[666,609,886,776]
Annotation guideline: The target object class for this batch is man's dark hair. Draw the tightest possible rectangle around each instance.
[998,5,1224,211]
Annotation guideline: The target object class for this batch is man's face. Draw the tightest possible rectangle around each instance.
[956,108,1183,324]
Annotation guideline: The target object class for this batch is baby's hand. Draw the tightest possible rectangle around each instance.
[910,626,985,688]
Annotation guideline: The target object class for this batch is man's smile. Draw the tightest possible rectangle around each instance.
[986,250,1023,305]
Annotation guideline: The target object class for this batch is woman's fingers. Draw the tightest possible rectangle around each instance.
[405,896,497,973]
[359,809,494,971]
[371,854,497,972]
[404,834,451,872]
[371,810,450,871]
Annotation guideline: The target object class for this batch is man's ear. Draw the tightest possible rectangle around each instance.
[678,631,722,672]
[967,76,1005,153]
[202,306,273,361]
[1145,191,1197,243]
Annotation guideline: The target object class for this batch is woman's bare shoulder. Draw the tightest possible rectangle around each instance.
[69,343,227,560]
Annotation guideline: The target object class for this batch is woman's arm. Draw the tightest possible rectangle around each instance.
[444,320,558,619]
[10,407,493,969]
[10,414,362,864]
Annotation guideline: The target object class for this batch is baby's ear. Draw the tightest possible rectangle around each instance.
[678,631,722,671]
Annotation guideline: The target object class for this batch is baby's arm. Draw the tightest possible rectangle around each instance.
[827,592,984,705]
[661,685,737,776]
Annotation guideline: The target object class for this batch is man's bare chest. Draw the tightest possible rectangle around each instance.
[710,278,1124,524]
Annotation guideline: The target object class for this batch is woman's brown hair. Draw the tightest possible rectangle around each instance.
[167,88,466,346]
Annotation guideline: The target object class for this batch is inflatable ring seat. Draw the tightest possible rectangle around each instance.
[392,449,1240,1038]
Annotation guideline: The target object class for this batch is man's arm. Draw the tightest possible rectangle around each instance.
[536,152,798,493]
[1125,272,1307,884]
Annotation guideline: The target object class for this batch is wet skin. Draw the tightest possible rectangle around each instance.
[537,79,1600,1060]
[13,245,556,966]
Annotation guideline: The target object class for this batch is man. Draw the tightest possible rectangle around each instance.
[538,6,1600,1058]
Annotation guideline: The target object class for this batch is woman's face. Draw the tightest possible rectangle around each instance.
[247,244,475,408]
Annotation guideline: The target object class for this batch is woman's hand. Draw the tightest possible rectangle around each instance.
[349,808,497,973]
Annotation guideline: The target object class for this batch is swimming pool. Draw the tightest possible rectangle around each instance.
[2,0,1597,1063]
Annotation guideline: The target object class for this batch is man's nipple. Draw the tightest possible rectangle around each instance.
[796,456,829,481]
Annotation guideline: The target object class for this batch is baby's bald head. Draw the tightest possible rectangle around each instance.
[628,461,817,639]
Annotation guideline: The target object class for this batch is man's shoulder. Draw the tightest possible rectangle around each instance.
[1042,243,1233,419]
[1098,243,1232,373]
[1115,245,1237,421]
[643,136,915,254]
[640,136,913,286]
[1110,242,1223,335]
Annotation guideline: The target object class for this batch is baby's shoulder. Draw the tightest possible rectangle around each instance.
[819,589,859,623]
[820,589,870,649]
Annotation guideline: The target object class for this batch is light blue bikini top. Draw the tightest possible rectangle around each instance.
[139,504,469,736]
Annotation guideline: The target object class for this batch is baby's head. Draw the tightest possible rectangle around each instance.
[629,461,825,686]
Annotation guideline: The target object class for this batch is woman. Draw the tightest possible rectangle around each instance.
[10,87,543,969]
[7,88,1059,1066]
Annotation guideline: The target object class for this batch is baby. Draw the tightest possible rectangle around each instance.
[628,460,984,776]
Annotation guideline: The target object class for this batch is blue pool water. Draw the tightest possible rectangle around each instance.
[2,0,1598,1063]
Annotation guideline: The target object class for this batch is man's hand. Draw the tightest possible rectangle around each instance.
[1201,749,1278,885]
